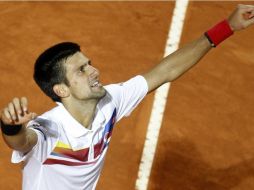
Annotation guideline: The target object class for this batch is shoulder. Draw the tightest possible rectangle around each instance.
[104,75,148,96]
[27,106,61,138]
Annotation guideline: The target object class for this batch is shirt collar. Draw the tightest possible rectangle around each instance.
[55,102,106,138]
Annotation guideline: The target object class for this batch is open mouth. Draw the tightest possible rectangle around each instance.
[91,81,102,88]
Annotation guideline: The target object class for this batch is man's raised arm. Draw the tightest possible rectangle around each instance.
[143,4,254,93]
[0,97,37,153]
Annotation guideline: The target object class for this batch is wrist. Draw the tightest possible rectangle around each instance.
[227,20,235,32]
[0,120,23,136]
[204,19,234,47]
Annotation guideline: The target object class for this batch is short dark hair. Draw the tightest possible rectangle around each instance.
[33,42,81,102]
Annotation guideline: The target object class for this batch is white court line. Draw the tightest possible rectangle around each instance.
[135,0,189,190]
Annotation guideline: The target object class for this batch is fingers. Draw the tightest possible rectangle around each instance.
[1,97,31,125]
[243,12,254,20]
[28,112,37,120]
[239,4,254,17]
[229,4,254,31]
[238,4,254,10]
[248,11,254,19]
[13,98,22,116]
[244,16,254,27]
[3,108,12,122]
[20,97,28,114]
[237,4,254,14]
[9,101,19,122]
[247,9,254,19]
[241,7,254,27]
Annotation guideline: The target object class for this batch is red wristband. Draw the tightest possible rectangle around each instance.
[205,20,234,47]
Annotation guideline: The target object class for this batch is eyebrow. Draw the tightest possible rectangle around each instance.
[83,60,91,66]
[78,60,91,71]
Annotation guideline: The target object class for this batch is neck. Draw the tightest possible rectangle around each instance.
[62,98,99,129]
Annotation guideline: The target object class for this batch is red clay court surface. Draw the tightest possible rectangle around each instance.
[1,1,254,190]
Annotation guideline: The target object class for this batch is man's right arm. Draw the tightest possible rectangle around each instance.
[1,97,37,153]
[142,4,254,93]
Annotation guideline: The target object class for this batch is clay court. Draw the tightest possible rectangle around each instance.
[1,1,254,190]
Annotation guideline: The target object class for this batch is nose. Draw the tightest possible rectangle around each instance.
[88,65,99,78]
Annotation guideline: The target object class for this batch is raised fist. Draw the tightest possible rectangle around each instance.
[1,97,37,126]
[228,4,254,31]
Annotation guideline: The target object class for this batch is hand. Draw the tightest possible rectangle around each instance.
[0,97,37,126]
[228,4,254,31]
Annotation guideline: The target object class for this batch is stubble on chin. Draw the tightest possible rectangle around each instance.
[94,86,107,100]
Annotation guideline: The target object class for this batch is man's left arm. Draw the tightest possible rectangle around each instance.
[143,4,254,93]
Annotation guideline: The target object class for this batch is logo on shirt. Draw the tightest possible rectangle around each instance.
[43,109,117,166]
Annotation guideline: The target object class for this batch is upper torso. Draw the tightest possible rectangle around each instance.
[11,75,148,190]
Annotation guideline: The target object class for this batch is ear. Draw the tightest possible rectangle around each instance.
[53,84,70,99]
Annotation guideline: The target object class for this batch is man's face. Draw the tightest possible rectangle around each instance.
[64,52,106,101]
